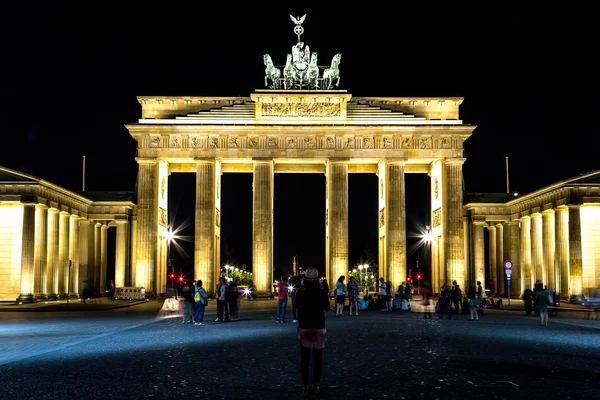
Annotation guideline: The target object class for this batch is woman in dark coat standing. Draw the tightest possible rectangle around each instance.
[294,267,330,395]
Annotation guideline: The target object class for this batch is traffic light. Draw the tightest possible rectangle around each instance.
[169,273,174,279]
[179,277,183,282]
[417,273,422,281]
[407,276,411,282]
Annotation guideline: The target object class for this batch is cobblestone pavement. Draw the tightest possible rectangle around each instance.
[0,299,599,400]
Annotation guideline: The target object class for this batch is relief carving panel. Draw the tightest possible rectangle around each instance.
[261,102,341,117]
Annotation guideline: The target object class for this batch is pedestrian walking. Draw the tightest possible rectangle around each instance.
[347,276,359,315]
[335,275,347,316]
[467,285,479,321]
[522,285,534,315]
[181,281,195,324]
[534,282,550,326]
[477,281,483,308]
[276,276,288,323]
[379,277,390,311]
[294,267,330,395]
[288,272,300,323]
[421,281,433,318]
[228,279,239,321]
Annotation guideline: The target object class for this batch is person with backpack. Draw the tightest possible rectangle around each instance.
[194,280,208,326]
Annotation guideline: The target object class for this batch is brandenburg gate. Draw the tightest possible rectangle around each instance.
[126,91,474,295]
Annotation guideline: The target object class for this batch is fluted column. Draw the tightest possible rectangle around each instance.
[18,202,36,302]
[385,161,406,290]
[579,204,600,298]
[130,215,137,286]
[33,204,48,298]
[93,222,101,294]
[46,208,59,299]
[568,206,582,295]
[488,225,497,294]
[520,216,532,290]
[506,221,521,296]
[253,160,274,294]
[472,221,486,287]
[530,213,543,285]
[443,159,466,290]
[68,215,80,295]
[542,209,556,290]
[495,224,504,295]
[57,211,70,297]
[135,159,158,291]
[555,206,569,297]
[326,159,349,285]
[78,219,94,295]
[195,160,217,295]
[100,223,108,293]
[115,219,130,288]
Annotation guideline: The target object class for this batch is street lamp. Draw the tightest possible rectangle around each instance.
[166,230,175,291]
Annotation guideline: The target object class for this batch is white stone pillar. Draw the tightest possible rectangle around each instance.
[115,219,130,288]
[46,208,59,299]
[506,220,521,296]
[530,213,543,285]
[130,215,137,285]
[384,161,406,290]
[195,160,218,295]
[94,222,101,294]
[542,209,556,290]
[579,204,600,298]
[78,219,94,295]
[489,225,497,294]
[58,211,70,297]
[33,204,48,298]
[100,223,108,293]
[472,221,486,287]
[568,206,582,295]
[495,224,504,295]
[326,159,349,285]
[520,216,532,290]
[68,215,80,295]
[443,159,466,290]
[253,160,274,294]
[18,202,36,302]
[555,205,569,297]
[135,159,158,291]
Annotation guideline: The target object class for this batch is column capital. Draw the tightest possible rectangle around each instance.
[519,214,530,221]
[385,158,408,166]
[115,219,129,225]
[542,208,555,215]
[472,220,487,226]
[326,158,350,164]
[135,157,158,165]
[444,158,466,166]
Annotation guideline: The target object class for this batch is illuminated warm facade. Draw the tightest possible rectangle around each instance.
[0,167,134,302]
[127,91,474,296]
[464,172,600,299]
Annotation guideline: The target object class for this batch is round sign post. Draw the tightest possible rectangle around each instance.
[504,260,512,305]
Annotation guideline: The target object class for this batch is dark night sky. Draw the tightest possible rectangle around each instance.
[1,5,597,278]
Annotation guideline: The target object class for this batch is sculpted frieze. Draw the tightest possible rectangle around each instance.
[248,137,259,148]
[303,137,316,148]
[440,137,452,149]
[267,137,278,148]
[286,138,298,148]
[209,137,219,148]
[325,137,335,148]
[383,137,393,149]
[419,137,433,149]
[228,137,239,148]
[170,137,179,148]
[261,102,341,117]
[363,137,373,149]
[343,137,354,149]
[190,136,200,148]
[150,136,161,148]
[402,137,413,149]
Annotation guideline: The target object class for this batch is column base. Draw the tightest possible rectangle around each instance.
[17,293,36,303]
[46,293,59,301]
[34,293,48,301]
[254,291,275,299]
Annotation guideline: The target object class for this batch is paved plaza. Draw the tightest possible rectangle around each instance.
[0,298,599,400]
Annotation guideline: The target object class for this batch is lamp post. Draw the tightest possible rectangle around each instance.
[166,230,175,291]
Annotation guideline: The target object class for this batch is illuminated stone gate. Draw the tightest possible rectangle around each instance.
[127,91,474,295]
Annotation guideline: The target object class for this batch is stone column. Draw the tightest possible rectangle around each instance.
[520,216,532,290]
[385,161,406,290]
[78,219,94,294]
[46,208,59,299]
[495,224,504,295]
[253,160,274,294]
[542,209,556,290]
[135,159,158,291]
[506,220,521,296]
[57,211,70,297]
[488,225,497,294]
[94,222,101,294]
[443,159,466,290]
[472,221,486,287]
[18,202,36,302]
[130,215,137,286]
[33,204,48,299]
[530,213,543,284]
[568,206,582,295]
[579,204,600,298]
[100,223,108,293]
[327,159,349,285]
[68,215,80,295]
[555,205,569,297]
[195,160,217,295]
[115,219,130,288]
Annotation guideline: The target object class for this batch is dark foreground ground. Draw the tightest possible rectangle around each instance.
[0,298,598,400]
